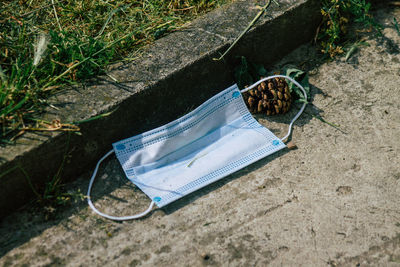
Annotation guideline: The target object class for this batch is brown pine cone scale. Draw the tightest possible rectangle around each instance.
[243,77,292,115]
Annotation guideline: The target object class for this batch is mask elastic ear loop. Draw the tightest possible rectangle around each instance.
[87,150,155,221]
[241,75,308,142]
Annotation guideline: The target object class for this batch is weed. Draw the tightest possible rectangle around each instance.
[344,40,369,61]
[318,0,382,58]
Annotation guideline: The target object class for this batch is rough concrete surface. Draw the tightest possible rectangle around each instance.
[1,4,400,267]
[0,0,321,218]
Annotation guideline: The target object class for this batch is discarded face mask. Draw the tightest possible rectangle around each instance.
[87,75,307,220]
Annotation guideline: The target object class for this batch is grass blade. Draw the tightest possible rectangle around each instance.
[2,95,29,117]
[213,0,272,61]
[393,17,400,36]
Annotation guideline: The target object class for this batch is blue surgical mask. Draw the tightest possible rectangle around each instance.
[87,75,307,220]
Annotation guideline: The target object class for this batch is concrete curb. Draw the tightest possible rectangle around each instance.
[0,0,321,218]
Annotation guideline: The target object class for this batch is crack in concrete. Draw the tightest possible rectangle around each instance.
[264,194,298,215]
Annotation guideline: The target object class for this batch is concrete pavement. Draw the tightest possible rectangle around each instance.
[0,3,399,267]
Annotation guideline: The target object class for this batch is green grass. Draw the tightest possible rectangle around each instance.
[0,0,232,143]
[318,0,381,58]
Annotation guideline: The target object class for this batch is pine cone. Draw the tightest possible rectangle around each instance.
[243,77,292,115]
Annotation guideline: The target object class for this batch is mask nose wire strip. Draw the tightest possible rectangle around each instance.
[87,149,155,221]
[240,75,308,142]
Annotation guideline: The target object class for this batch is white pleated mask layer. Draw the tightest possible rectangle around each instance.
[87,75,307,220]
